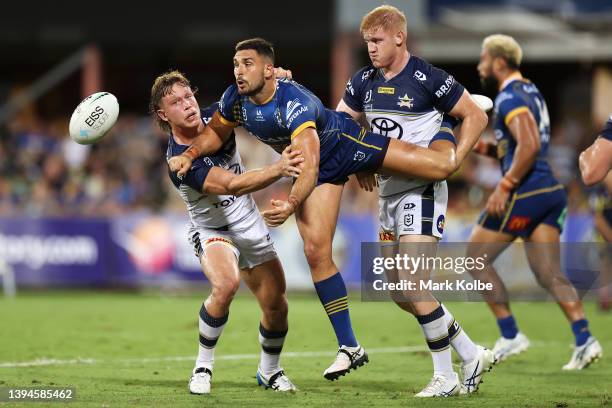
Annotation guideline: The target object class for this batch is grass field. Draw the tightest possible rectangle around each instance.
[1,291,610,407]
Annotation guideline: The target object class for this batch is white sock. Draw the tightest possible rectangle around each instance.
[416,305,454,377]
[258,323,287,377]
[195,304,228,371]
[441,304,478,363]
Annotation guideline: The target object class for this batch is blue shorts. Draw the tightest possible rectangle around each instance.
[478,176,568,237]
[317,120,390,185]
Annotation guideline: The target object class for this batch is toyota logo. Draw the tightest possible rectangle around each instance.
[371,117,403,140]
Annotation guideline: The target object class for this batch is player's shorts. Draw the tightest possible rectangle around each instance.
[379,181,448,241]
[188,210,277,269]
[317,117,390,185]
[478,176,568,237]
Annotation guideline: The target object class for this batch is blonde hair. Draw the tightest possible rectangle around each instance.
[360,5,407,36]
[482,34,523,69]
[149,70,196,132]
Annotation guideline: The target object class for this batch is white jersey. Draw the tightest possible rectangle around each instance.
[343,55,464,197]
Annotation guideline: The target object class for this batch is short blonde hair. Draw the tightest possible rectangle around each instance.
[482,34,523,69]
[360,5,407,36]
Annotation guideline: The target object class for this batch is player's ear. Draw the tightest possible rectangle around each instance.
[264,63,275,79]
[157,109,168,123]
[395,31,405,47]
[492,57,504,73]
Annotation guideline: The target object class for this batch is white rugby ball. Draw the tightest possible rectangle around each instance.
[471,94,494,112]
[69,92,119,144]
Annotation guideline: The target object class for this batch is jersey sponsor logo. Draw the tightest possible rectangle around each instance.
[434,75,455,98]
[507,215,531,231]
[364,90,372,104]
[242,107,248,122]
[362,69,375,81]
[377,86,395,95]
[397,94,414,109]
[212,196,237,209]
[414,70,427,81]
[354,151,366,161]
[346,79,355,96]
[255,109,265,122]
[203,157,214,166]
[287,105,309,128]
[437,214,445,234]
[404,202,416,211]
[371,117,403,140]
[286,98,302,118]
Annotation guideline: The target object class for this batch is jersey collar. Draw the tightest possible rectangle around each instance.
[499,72,524,91]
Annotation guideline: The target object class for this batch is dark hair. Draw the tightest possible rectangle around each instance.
[149,70,197,132]
[235,38,275,64]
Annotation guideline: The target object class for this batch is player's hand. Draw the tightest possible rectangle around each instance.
[263,199,295,227]
[274,67,293,80]
[277,145,303,178]
[355,171,377,192]
[486,184,511,217]
[168,155,193,178]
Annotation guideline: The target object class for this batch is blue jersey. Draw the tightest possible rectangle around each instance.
[601,116,612,141]
[342,55,464,196]
[167,103,258,229]
[493,79,554,183]
[217,79,390,184]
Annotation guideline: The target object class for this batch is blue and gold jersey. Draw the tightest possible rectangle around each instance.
[493,79,553,182]
[218,79,347,159]
[601,116,612,141]
[342,55,464,196]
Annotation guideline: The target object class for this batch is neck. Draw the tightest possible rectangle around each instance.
[498,70,523,91]
[249,78,276,105]
[172,121,204,146]
[381,49,410,80]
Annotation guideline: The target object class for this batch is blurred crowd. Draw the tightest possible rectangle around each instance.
[0,100,604,219]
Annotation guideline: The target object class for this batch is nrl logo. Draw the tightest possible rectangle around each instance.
[397,94,413,109]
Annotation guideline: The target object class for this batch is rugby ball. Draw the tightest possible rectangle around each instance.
[471,94,494,112]
[69,92,119,144]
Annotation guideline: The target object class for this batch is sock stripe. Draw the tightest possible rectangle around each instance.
[261,345,283,355]
[416,305,445,325]
[323,296,348,309]
[325,301,349,314]
[259,324,288,339]
[199,305,229,328]
[427,337,451,351]
[199,333,219,348]
[327,305,349,316]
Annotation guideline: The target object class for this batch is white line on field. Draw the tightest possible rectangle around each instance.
[0,346,427,368]
[0,341,558,369]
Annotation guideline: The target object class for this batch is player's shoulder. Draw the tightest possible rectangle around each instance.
[351,65,377,82]
[495,84,526,112]
[200,102,219,124]
[277,79,317,105]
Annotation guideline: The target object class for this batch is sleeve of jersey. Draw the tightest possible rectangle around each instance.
[342,68,368,112]
[601,117,612,141]
[428,66,465,113]
[286,92,318,140]
[181,163,213,193]
[217,86,239,127]
[498,95,529,127]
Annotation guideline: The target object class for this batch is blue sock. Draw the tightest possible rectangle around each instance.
[314,272,358,347]
[497,315,518,339]
[571,319,591,346]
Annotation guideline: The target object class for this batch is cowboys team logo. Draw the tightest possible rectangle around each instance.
[436,215,445,234]
[397,94,414,109]
[371,117,403,140]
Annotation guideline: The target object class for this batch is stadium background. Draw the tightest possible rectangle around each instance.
[1,1,611,406]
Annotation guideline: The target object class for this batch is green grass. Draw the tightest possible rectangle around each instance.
[1,291,610,407]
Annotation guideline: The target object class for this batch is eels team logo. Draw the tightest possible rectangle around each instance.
[437,215,445,234]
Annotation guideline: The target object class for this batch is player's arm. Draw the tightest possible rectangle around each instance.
[263,128,320,227]
[579,137,612,186]
[169,111,236,177]
[336,99,366,125]
[449,90,489,164]
[486,110,540,216]
[202,146,303,196]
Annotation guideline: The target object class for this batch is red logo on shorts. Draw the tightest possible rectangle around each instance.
[507,216,531,231]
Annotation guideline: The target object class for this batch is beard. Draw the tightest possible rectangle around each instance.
[238,76,265,97]
[480,74,499,97]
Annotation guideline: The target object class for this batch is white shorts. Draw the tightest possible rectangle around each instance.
[378,181,448,241]
[188,211,278,270]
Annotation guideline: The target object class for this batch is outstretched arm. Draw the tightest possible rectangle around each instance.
[168,111,236,177]
[263,128,320,227]
[203,146,303,196]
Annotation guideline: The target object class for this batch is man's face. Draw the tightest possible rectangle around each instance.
[158,84,200,130]
[478,49,498,93]
[233,49,268,96]
[363,27,402,68]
